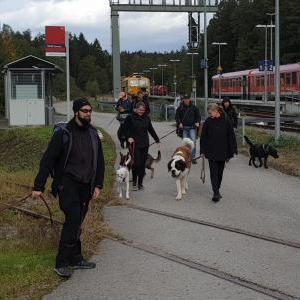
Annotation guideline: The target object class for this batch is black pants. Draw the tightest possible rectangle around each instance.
[132,146,148,187]
[208,160,225,195]
[56,176,91,268]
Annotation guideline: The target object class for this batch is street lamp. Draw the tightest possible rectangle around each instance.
[169,59,180,98]
[157,64,168,87]
[212,42,227,100]
[187,52,199,102]
[266,13,276,61]
[149,67,158,95]
[256,24,275,102]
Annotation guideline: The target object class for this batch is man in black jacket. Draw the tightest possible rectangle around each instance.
[175,95,201,163]
[32,98,105,278]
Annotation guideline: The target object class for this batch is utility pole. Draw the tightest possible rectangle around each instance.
[275,0,280,141]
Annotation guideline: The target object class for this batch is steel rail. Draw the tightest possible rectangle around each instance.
[105,236,299,300]
[124,203,300,250]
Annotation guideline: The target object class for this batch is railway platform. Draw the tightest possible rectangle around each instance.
[45,103,300,300]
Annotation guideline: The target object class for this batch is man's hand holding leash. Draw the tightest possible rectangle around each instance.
[92,187,102,200]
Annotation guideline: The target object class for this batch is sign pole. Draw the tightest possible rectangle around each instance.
[66,30,71,121]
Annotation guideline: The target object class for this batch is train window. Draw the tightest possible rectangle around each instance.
[292,72,297,85]
[286,73,291,85]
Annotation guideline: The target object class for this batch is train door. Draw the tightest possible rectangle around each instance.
[242,76,247,99]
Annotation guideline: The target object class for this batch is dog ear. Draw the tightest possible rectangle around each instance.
[167,160,172,172]
[176,160,186,171]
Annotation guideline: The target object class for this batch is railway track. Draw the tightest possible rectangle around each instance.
[2,185,300,299]
[123,203,300,250]
[250,122,300,133]
[3,201,299,300]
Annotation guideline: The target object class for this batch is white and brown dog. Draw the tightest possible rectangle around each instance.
[167,138,194,200]
[116,152,132,200]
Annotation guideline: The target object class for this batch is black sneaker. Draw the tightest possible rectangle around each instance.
[54,267,73,278]
[192,159,198,164]
[132,184,138,191]
[138,185,144,190]
[70,259,96,269]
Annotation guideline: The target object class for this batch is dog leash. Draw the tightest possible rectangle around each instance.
[149,129,177,147]
[0,193,54,226]
[200,157,205,184]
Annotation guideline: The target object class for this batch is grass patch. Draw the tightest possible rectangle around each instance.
[237,127,300,177]
[0,126,116,299]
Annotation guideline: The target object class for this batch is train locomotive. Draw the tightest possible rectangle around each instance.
[121,73,150,96]
[212,63,300,100]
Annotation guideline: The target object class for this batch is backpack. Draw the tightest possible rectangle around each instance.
[53,122,70,145]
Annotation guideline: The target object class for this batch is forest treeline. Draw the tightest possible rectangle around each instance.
[0,0,299,113]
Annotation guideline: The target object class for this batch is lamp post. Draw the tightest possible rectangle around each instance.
[149,67,157,95]
[157,64,168,87]
[169,59,180,98]
[187,52,199,102]
[256,24,275,102]
[212,42,227,101]
[266,13,276,61]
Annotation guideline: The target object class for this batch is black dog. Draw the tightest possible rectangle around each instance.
[145,150,161,178]
[244,136,279,168]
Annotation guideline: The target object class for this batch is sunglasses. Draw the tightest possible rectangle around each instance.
[79,108,92,113]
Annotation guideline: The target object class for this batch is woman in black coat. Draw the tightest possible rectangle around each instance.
[221,97,238,129]
[124,102,160,190]
[200,103,237,202]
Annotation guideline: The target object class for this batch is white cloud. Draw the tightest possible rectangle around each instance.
[0,0,210,52]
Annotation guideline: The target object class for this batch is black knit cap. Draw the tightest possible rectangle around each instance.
[72,98,91,113]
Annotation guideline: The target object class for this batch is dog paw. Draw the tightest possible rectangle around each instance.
[182,190,186,195]
[119,194,122,198]
[176,194,182,200]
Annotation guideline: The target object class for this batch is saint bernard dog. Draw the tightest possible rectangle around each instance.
[167,138,194,200]
[116,152,132,200]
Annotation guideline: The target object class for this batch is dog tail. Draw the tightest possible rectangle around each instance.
[182,138,194,150]
[244,136,253,146]
[153,150,161,162]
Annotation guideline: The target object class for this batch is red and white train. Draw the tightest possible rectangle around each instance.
[212,63,300,100]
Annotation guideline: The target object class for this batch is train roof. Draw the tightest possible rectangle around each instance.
[212,63,300,79]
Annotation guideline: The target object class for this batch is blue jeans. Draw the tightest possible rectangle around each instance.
[183,127,196,159]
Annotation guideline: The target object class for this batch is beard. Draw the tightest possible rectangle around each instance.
[78,115,91,127]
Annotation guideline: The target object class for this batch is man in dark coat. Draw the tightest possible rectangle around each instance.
[32,98,105,278]
[200,103,237,202]
[175,94,201,163]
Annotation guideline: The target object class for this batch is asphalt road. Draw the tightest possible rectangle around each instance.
[45,102,300,300]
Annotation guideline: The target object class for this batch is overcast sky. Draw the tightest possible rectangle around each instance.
[0,0,214,52]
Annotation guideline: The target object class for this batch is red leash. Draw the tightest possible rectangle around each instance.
[128,141,135,166]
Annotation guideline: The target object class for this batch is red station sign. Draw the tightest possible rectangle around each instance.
[45,26,66,57]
